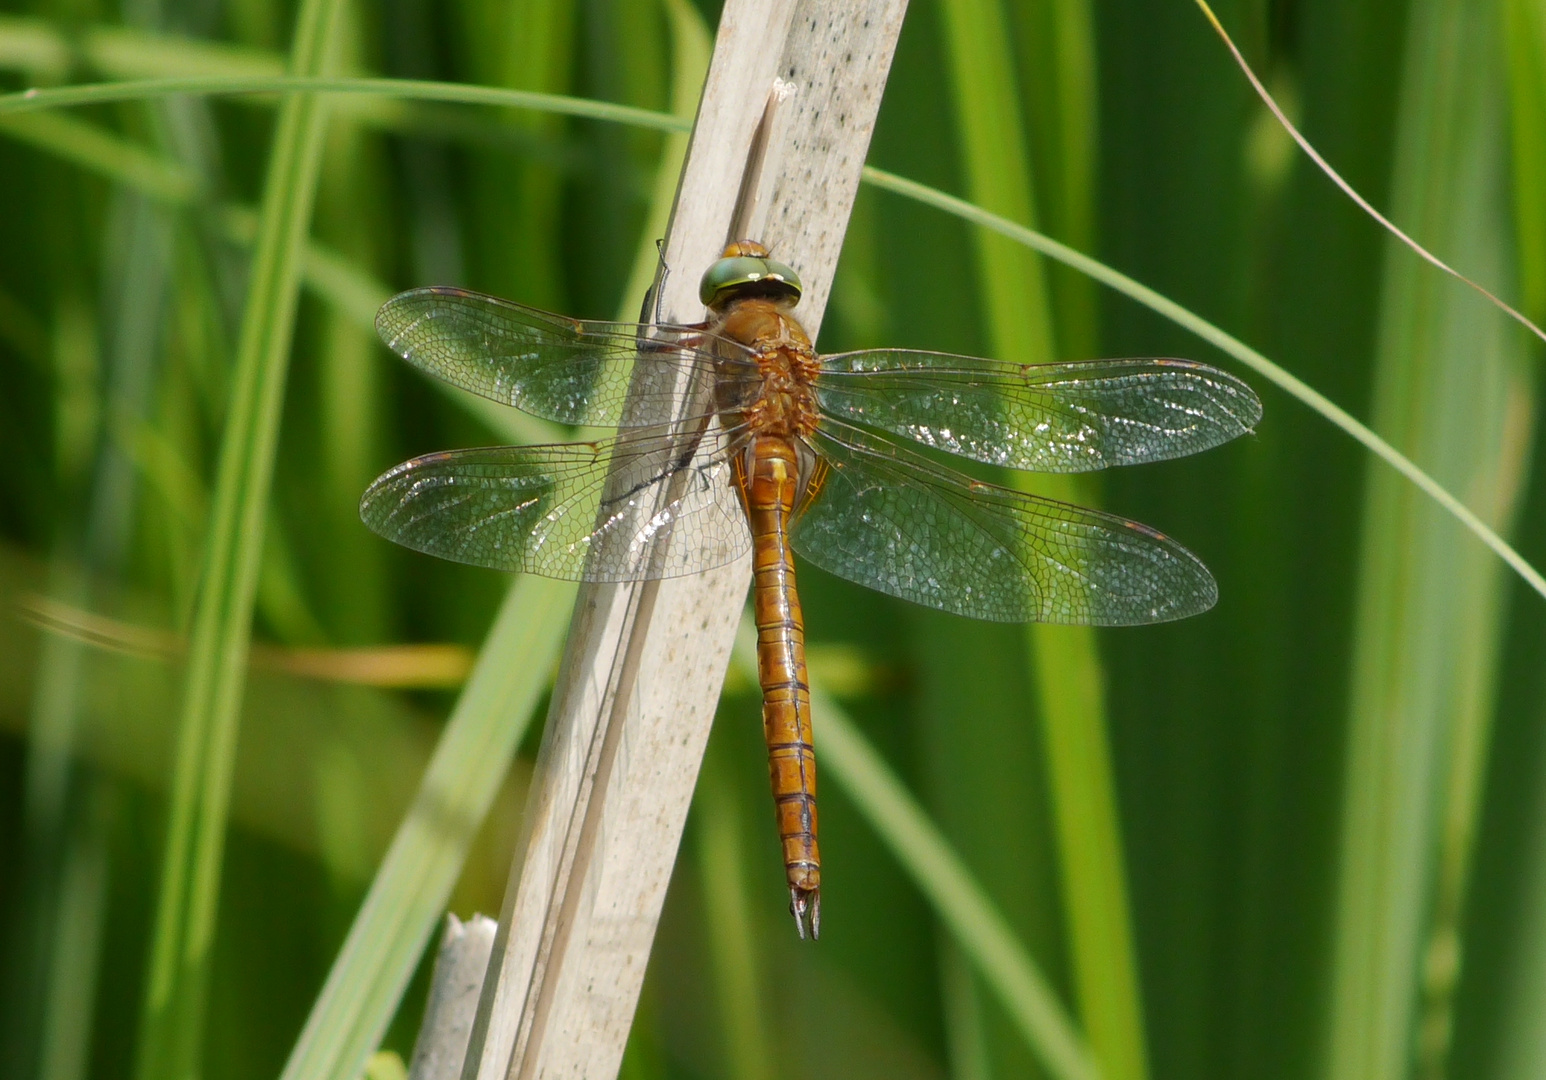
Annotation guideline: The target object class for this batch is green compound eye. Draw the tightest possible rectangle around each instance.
[698,254,803,307]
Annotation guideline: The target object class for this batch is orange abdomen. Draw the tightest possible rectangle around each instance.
[740,435,821,938]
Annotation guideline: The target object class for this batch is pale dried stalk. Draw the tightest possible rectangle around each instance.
[409,915,498,1080]
[459,2,910,1078]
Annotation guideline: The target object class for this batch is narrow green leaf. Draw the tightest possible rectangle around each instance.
[133,0,348,1075]
[276,575,575,1080]
[0,13,283,81]
[310,67,391,647]
[1013,0,1098,357]
[938,3,1145,1079]
[0,111,199,202]
[1507,0,1546,323]
[458,0,576,309]
[695,744,774,1080]
[1325,2,1536,1079]
[1489,7,1546,1077]
[0,76,690,134]
[615,0,710,317]
[14,181,173,1080]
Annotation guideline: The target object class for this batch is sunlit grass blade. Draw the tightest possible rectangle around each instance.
[938,3,1144,1079]
[1013,0,1098,357]
[694,743,773,1080]
[276,575,574,1080]
[728,623,1096,1080]
[132,0,347,1075]
[0,13,282,81]
[1508,0,1546,324]
[1323,2,1535,1078]
[457,0,575,310]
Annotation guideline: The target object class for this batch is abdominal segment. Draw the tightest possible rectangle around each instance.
[740,435,822,939]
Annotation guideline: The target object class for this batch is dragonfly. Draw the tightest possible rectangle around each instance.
[361,240,1263,939]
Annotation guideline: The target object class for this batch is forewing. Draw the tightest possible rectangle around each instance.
[792,420,1217,625]
[360,426,750,581]
[815,351,1262,472]
[376,287,755,428]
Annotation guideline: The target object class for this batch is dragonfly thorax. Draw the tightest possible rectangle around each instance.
[713,297,822,440]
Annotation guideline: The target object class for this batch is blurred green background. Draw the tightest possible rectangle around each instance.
[1,0,1544,1079]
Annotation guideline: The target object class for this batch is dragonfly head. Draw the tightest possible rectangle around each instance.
[700,239,803,310]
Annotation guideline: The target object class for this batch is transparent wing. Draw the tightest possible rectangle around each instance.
[792,420,1217,625]
[814,352,1262,472]
[360,424,751,580]
[375,287,758,428]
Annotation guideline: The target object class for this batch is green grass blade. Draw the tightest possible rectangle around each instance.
[938,0,1054,366]
[615,0,710,319]
[1013,0,1098,356]
[0,111,199,202]
[817,732,1094,1080]
[694,744,774,1080]
[10,160,174,1080]
[0,112,560,455]
[457,0,576,311]
[0,13,283,81]
[132,0,347,1076]
[1489,9,1546,1078]
[276,575,575,1080]
[730,624,1096,1080]
[0,114,384,337]
[1324,1,1536,1078]
[309,55,392,649]
[0,75,689,133]
[1508,0,1546,324]
[859,166,1546,603]
[938,2,1145,1078]
[1025,627,1141,1080]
